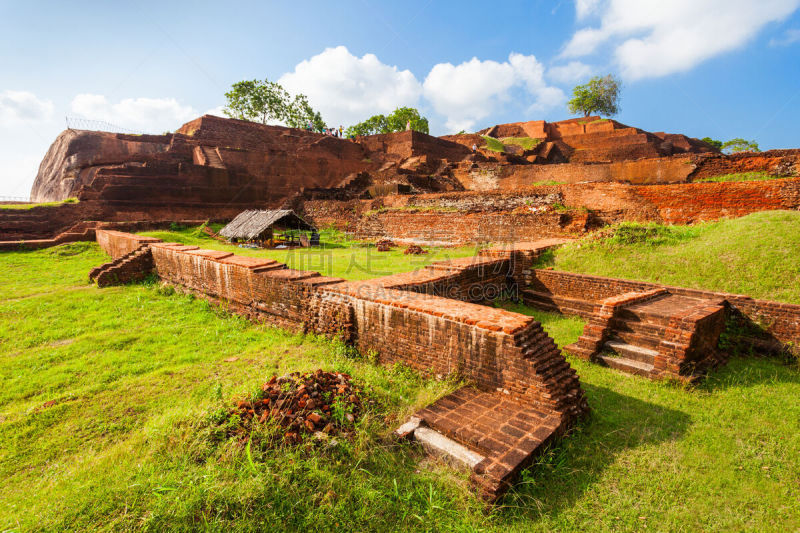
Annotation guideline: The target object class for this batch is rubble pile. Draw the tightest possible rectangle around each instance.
[233,370,365,444]
[403,245,428,255]
[375,238,396,251]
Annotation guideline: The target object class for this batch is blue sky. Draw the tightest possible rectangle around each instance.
[2,0,799,197]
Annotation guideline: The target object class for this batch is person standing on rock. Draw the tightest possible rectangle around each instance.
[472,143,477,154]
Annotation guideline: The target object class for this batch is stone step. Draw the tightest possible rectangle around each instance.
[603,339,657,365]
[597,353,654,377]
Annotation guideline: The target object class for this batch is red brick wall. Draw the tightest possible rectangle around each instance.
[354,211,573,244]
[691,150,800,180]
[635,178,800,224]
[526,269,800,350]
[96,229,162,259]
[92,232,586,422]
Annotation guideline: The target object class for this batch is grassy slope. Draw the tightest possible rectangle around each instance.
[138,226,480,281]
[1,238,798,531]
[541,211,800,304]
[500,137,541,150]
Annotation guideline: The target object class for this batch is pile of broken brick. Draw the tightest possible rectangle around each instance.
[232,370,364,444]
[403,244,428,255]
[375,239,396,251]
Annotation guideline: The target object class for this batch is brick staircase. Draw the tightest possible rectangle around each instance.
[566,291,727,381]
[89,244,154,287]
[198,145,225,168]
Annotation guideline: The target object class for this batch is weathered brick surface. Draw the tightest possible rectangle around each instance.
[96,229,161,259]
[566,289,667,360]
[90,245,154,287]
[526,269,800,355]
[90,232,587,502]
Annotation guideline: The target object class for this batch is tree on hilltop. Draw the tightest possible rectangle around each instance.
[721,138,760,154]
[701,137,723,151]
[346,107,429,137]
[567,74,621,117]
[224,79,325,131]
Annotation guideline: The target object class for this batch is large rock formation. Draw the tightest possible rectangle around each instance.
[12,113,798,246]
[32,115,378,206]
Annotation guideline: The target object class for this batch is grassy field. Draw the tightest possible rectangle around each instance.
[138,225,480,281]
[538,211,800,304]
[1,241,798,531]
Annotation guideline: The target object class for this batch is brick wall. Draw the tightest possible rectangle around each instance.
[96,229,162,259]
[353,211,576,244]
[525,269,800,351]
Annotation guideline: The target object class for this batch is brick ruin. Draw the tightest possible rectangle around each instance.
[87,229,800,499]
[90,230,586,501]
[2,114,798,249]
[5,112,800,501]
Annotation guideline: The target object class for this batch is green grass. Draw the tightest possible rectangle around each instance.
[500,137,541,151]
[481,135,506,153]
[479,136,541,153]
[1,241,799,531]
[138,225,480,281]
[538,211,800,304]
[695,171,782,183]
[531,180,566,187]
[0,198,78,210]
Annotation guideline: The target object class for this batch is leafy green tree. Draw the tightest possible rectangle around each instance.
[223,79,290,124]
[285,94,326,131]
[386,107,429,134]
[345,107,429,137]
[701,137,723,151]
[567,74,621,117]
[721,138,760,154]
[223,79,325,130]
[345,114,388,137]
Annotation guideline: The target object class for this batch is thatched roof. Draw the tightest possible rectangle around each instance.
[219,209,316,240]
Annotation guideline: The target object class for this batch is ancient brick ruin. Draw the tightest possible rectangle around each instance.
[2,114,798,249]
[90,230,587,500]
[6,112,800,503]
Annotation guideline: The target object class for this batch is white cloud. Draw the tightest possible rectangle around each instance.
[770,27,800,45]
[548,61,594,83]
[562,0,800,80]
[575,0,602,19]
[423,53,565,132]
[279,46,423,128]
[0,90,54,123]
[70,94,197,133]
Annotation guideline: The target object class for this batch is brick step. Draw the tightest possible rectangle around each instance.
[608,329,662,350]
[597,353,654,377]
[610,316,666,337]
[615,307,673,327]
[521,290,596,316]
[603,339,657,365]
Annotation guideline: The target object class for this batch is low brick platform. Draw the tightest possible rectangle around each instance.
[412,387,561,501]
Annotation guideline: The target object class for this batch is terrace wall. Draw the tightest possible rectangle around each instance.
[524,269,800,351]
[91,231,584,418]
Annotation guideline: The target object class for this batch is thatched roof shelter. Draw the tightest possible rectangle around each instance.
[219,209,316,241]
